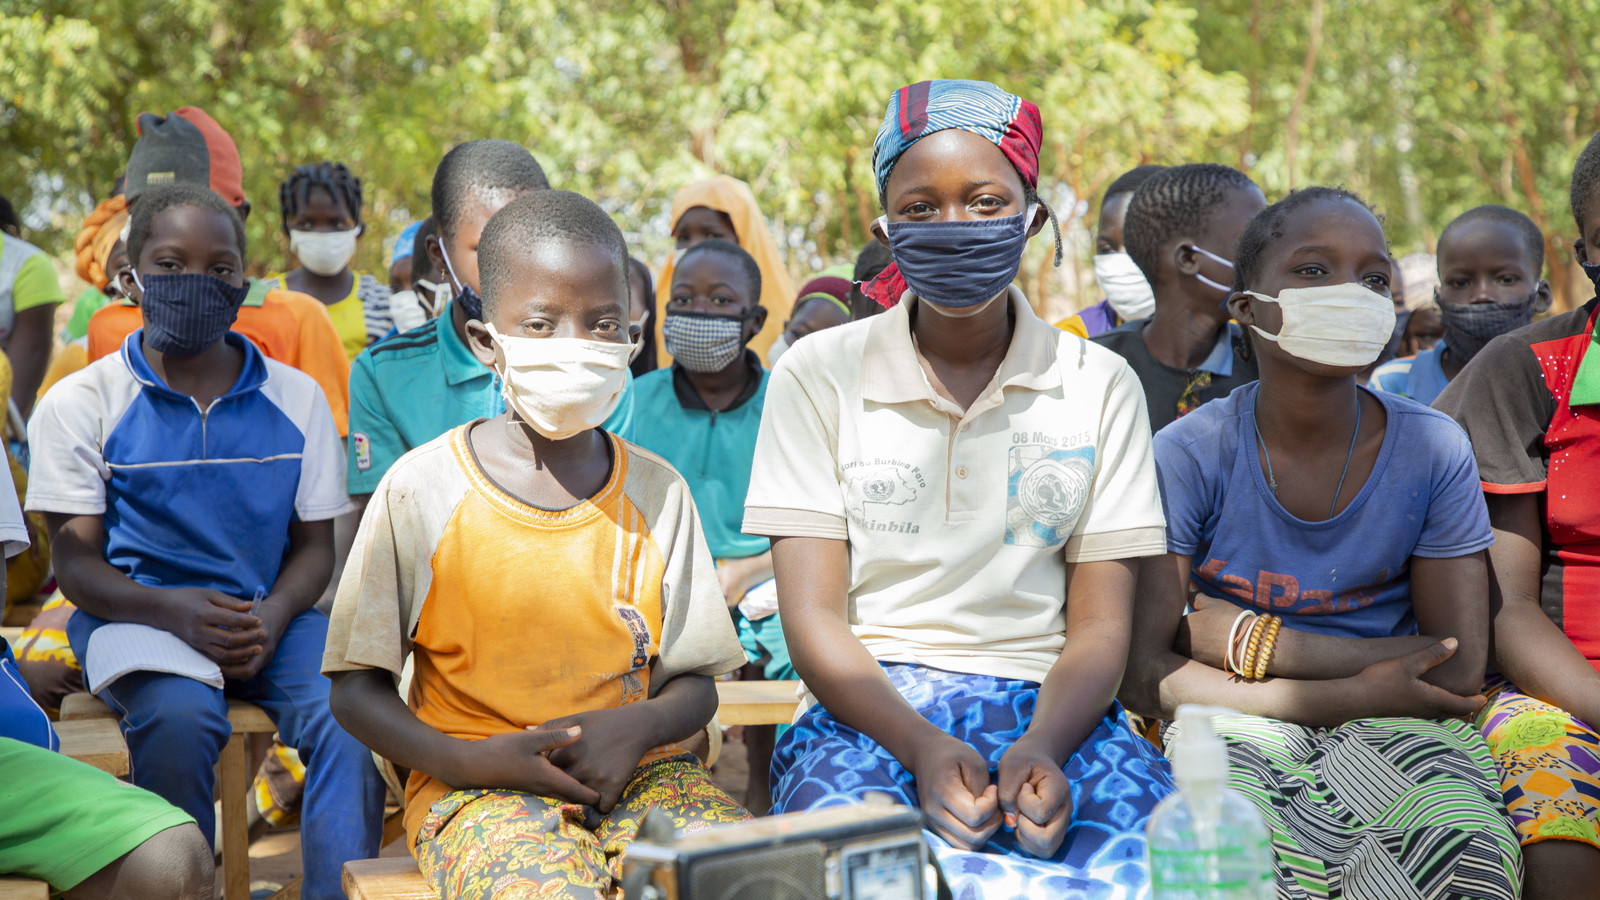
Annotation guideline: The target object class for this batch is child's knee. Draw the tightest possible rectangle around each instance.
[69,823,215,900]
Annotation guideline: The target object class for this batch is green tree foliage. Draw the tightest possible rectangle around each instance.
[5,0,1599,311]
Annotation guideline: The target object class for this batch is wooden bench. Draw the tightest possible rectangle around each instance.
[716,679,799,726]
[60,692,276,900]
[343,858,432,900]
[0,877,48,900]
[55,717,130,777]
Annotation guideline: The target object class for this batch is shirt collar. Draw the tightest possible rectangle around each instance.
[1196,321,1242,377]
[1567,297,1600,406]
[120,330,268,398]
[671,348,765,411]
[859,286,1061,405]
[438,302,495,387]
[242,278,269,308]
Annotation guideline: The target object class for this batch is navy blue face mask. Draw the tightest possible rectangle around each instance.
[1438,293,1537,362]
[437,240,484,322]
[881,207,1034,308]
[1583,260,1600,289]
[134,272,248,356]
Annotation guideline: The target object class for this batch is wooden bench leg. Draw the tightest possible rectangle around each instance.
[219,730,251,900]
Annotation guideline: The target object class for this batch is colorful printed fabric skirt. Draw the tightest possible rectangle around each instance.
[1162,714,1522,900]
[771,663,1175,900]
[1476,677,1600,848]
[415,754,748,900]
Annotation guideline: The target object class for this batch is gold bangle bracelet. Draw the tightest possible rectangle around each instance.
[1240,614,1269,679]
[1253,617,1283,680]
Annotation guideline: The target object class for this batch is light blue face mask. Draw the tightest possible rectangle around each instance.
[881,207,1034,308]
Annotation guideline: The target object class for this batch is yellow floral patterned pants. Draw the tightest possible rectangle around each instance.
[415,755,749,900]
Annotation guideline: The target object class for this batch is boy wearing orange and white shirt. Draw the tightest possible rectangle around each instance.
[323,189,747,900]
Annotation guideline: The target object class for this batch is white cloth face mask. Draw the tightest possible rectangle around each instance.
[485,324,632,441]
[289,228,359,277]
[1093,252,1156,320]
[1248,283,1398,368]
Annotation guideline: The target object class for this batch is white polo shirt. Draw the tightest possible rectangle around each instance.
[744,288,1167,686]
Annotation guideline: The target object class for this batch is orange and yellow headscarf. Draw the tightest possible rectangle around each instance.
[73,196,129,289]
[656,176,795,365]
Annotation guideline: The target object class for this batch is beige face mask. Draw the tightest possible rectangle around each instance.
[486,325,632,441]
[1248,283,1397,368]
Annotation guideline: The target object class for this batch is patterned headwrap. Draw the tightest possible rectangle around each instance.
[865,80,1045,308]
[73,195,129,289]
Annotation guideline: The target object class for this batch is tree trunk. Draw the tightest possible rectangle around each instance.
[1283,0,1324,190]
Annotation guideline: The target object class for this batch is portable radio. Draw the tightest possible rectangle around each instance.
[620,802,946,900]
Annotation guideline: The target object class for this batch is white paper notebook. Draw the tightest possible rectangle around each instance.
[737,577,780,622]
[84,623,225,694]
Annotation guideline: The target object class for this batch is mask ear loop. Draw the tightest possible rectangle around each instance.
[1019,183,1064,270]
[1188,244,1237,299]
[436,241,467,295]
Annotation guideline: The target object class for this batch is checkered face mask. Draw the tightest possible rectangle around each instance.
[662,312,748,373]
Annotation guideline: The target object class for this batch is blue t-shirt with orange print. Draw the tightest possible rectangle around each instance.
[1154,383,1493,638]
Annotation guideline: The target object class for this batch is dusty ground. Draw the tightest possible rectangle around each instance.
[240,738,753,898]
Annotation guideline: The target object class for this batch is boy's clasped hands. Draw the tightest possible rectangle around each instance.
[167,587,283,681]
[468,705,664,813]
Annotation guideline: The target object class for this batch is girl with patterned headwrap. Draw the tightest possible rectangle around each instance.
[744,79,1175,898]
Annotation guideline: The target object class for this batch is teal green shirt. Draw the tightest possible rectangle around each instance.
[629,354,768,560]
[346,303,634,494]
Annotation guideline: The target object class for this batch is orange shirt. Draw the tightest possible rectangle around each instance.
[322,425,746,846]
[85,283,351,435]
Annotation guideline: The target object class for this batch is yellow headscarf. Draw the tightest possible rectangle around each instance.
[73,196,129,289]
[655,175,795,366]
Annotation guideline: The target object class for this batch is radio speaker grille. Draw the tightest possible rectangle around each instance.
[684,839,827,900]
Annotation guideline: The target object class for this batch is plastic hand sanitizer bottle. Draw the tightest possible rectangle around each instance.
[1147,705,1274,899]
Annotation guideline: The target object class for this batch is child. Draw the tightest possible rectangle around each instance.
[1123,187,1521,898]
[83,107,351,436]
[349,140,636,506]
[385,218,445,334]
[1092,163,1266,430]
[847,241,893,320]
[626,257,658,376]
[767,275,852,366]
[1372,206,1551,405]
[388,219,423,293]
[274,161,393,360]
[24,183,384,900]
[0,193,65,419]
[1057,164,1167,338]
[655,175,794,362]
[1396,251,1446,356]
[2,471,213,900]
[324,189,748,900]
[745,79,1175,898]
[631,239,786,812]
[1434,130,1600,900]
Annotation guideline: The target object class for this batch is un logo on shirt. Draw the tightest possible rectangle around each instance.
[1006,445,1094,547]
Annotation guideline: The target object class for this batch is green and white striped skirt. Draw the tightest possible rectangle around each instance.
[1163,715,1522,900]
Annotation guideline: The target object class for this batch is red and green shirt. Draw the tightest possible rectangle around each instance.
[1436,296,1600,668]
